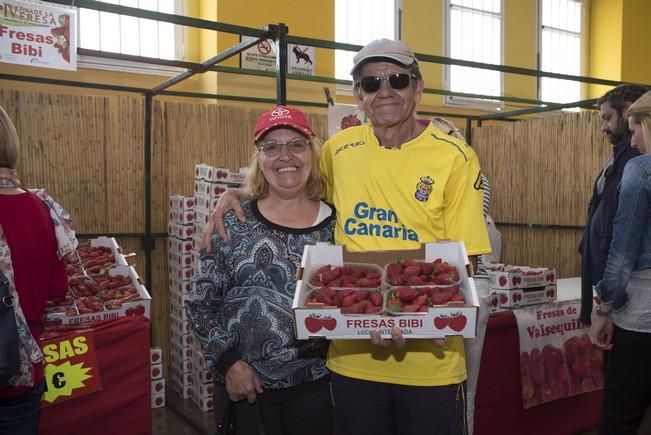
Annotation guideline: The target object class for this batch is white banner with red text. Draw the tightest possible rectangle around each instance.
[514,300,603,408]
[0,0,76,70]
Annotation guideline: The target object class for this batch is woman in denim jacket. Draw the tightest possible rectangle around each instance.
[592,90,651,435]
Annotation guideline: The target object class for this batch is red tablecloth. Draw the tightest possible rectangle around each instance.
[475,311,602,435]
[39,316,151,435]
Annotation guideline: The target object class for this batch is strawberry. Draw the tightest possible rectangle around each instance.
[433,262,450,275]
[389,276,404,286]
[369,292,383,306]
[396,286,418,303]
[321,316,336,331]
[386,263,403,278]
[418,305,429,312]
[351,302,366,314]
[401,304,420,312]
[403,265,421,276]
[407,276,425,286]
[365,271,381,280]
[305,315,322,333]
[315,291,333,305]
[341,295,356,308]
[450,293,465,302]
[431,293,451,305]
[414,294,428,306]
[433,273,451,285]
[421,263,433,275]
[365,305,382,314]
[354,290,369,302]
[356,277,375,288]
[401,258,420,268]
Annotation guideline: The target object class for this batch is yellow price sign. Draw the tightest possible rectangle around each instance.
[40,332,102,406]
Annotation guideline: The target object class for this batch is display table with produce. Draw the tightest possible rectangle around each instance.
[37,237,153,435]
[474,278,602,435]
[38,316,151,435]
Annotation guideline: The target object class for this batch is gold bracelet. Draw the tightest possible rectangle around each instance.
[595,307,612,317]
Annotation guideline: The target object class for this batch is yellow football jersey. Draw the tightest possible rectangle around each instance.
[321,122,491,386]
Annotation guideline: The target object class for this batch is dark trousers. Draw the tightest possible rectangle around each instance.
[214,376,333,435]
[0,381,44,435]
[331,373,467,435]
[599,325,651,435]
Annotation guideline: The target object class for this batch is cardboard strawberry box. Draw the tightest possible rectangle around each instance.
[151,378,166,395]
[168,222,194,241]
[191,380,214,399]
[151,392,166,409]
[491,284,557,308]
[170,327,193,348]
[150,347,162,365]
[170,312,191,335]
[171,357,193,374]
[171,379,192,399]
[169,261,194,283]
[195,163,230,183]
[190,389,214,412]
[171,365,193,386]
[168,250,194,269]
[168,237,193,255]
[44,266,151,328]
[189,343,209,372]
[292,242,479,339]
[170,208,195,225]
[169,195,195,211]
[151,363,163,380]
[191,362,214,384]
[169,299,189,322]
[489,266,556,289]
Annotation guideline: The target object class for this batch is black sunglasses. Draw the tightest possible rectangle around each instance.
[357,73,415,93]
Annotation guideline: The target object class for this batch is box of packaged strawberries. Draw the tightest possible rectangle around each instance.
[292,241,479,339]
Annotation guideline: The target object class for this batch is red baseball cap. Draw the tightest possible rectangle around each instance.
[254,106,314,142]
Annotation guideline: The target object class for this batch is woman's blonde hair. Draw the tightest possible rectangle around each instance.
[0,105,19,169]
[244,133,325,201]
[628,91,651,145]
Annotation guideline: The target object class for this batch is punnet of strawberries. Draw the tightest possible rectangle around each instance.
[309,264,383,289]
[307,287,384,314]
[386,284,465,313]
[385,258,460,287]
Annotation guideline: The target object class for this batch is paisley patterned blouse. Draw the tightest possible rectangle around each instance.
[186,200,335,389]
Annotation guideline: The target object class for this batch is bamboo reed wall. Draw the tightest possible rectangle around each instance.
[473,111,611,278]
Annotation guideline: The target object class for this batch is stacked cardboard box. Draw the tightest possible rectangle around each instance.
[168,195,195,399]
[150,348,166,408]
[166,165,246,410]
[486,264,557,313]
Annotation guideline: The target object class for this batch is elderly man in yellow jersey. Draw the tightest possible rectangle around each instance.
[205,39,490,435]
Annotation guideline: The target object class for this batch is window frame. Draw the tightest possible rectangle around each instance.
[76,0,186,76]
[536,0,585,104]
[334,0,402,96]
[444,0,504,110]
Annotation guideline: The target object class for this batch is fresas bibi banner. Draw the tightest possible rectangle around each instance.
[514,300,603,408]
[0,0,76,70]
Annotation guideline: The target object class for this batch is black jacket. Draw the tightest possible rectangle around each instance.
[579,136,640,325]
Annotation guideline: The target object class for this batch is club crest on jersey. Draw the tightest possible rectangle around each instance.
[415,176,434,202]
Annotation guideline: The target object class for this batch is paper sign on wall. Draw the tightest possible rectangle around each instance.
[0,0,77,70]
[240,36,315,76]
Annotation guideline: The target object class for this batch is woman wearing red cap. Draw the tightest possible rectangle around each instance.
[186,106,335,435]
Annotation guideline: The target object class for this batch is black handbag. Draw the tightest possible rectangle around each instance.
[0,270,20,386]
[216,399,268,435]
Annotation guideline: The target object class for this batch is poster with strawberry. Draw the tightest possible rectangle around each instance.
[51,14,71,63]
[514,300,603,408]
